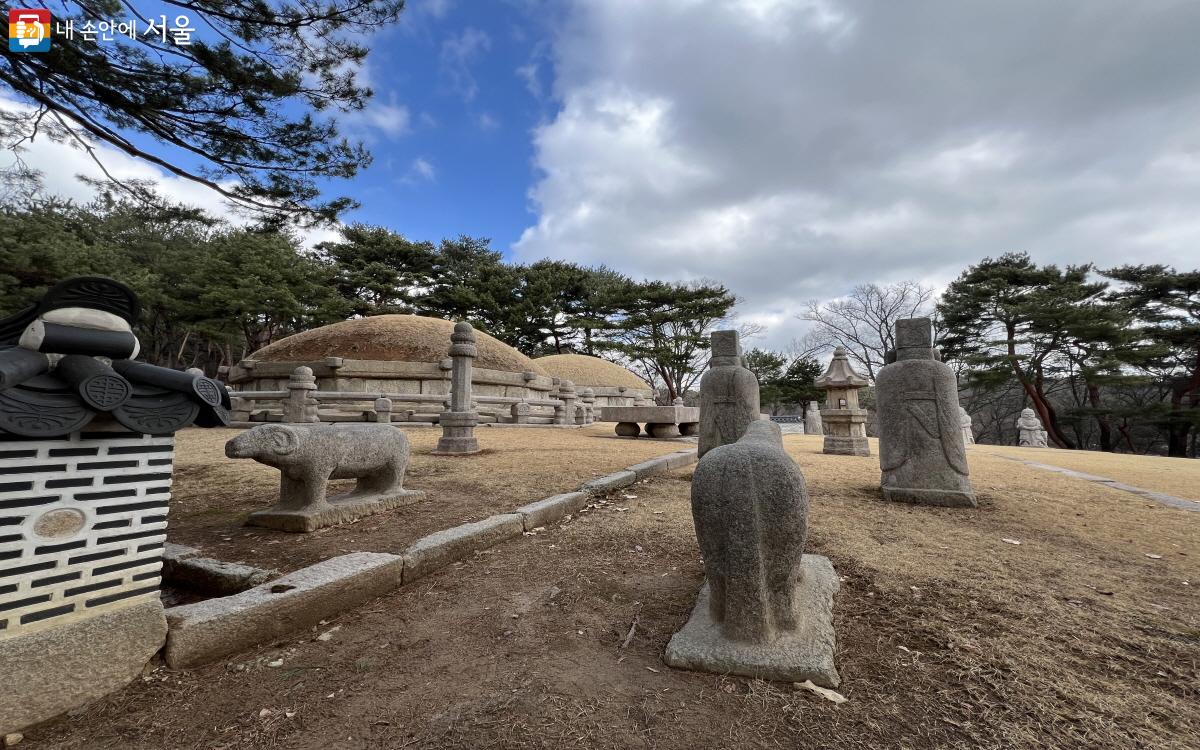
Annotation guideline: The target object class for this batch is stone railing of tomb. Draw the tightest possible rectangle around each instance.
[582,384,656,408]
[228,364,590,426]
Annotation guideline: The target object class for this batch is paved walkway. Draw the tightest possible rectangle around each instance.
[988,453,1200,513]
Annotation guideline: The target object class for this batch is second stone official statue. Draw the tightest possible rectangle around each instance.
[875,318,976,507]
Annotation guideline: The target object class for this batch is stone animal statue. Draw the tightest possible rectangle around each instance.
[691,419,808,643]
[665,417,841,686]
[226,423,414,530]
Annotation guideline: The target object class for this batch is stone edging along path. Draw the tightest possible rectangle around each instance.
[988,453,1200,513]
[162,448,699,669]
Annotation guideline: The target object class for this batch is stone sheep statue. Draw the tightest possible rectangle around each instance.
[225,423,421,532]
[664,419,840,686]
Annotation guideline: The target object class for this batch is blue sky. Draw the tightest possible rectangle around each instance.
[7,0,1200,352]
[338,0,559,257]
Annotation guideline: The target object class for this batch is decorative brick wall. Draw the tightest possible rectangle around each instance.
[0,431,173,637]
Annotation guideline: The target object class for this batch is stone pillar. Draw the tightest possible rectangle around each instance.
[876,318,975,507]
[580,388,596,424]
[434,322,480,455]
[959,406,975,444]
[284,366,319,423]
[815,348,869,456]
[698,330,761,459]
[1016,408,1048,447]
[372,396,393,424]
[664,420,839,686]
[511,402,531,424]
[556,380,577,425]
[804,400,823,436]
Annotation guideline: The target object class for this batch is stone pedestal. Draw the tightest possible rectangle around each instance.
[698,330,761,458]
[816,347,870,456]
[434,321,481,455]
[876,319,975,507]
[434,411,481,454]
[665,421,839,687]
[665,557,839,685]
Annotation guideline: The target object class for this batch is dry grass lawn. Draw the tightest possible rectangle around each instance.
[27,432,1200,749]
[977,442,1200,501]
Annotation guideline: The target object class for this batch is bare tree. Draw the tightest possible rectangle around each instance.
[799,281,936,379]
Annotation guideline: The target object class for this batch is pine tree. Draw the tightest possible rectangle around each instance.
[1104,265,1200,457]
[1,0,406,224]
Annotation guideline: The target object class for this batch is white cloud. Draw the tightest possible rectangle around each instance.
[515,0,1200,351]
[404,156,437,183]
[516,63,542,97]
[440,27,492,102]
[477,112,500,131]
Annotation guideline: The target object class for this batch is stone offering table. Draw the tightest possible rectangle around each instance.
[599,405,699,438]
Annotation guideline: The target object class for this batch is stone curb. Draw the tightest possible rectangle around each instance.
[163,556,278,597]
[665,449,699,470]
[402,513,525,583]
[162,552,404,669]
[581,470,638,494]
[515,492,590,531]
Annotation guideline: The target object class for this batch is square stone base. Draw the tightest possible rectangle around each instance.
[881,486,976,508]
[431,436,480,455]
[823,435,870,456]
[247,489,424,533]
[664,555,840,687]
[0,600,166,735]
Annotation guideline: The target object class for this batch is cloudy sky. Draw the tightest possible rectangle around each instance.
[7,0,1200,351]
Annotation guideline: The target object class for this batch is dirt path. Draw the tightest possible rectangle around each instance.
[27,435,1200,749]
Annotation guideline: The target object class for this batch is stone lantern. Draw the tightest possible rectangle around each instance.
[815,347,870,456]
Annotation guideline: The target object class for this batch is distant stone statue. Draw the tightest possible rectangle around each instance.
[664,420,839,686]
[804,400,823,436]
[226,423,422,532]
[959,406,975,444]
[1016,408,1049,448]
[876,318,976,507]
[698,330,761,458]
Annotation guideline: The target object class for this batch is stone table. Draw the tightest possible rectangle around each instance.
[599,405,699,438]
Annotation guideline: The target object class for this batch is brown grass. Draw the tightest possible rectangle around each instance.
[28,433,1200,749]
[977,442,1200,501]
[249,314,547,375]
[534,353,651,390]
